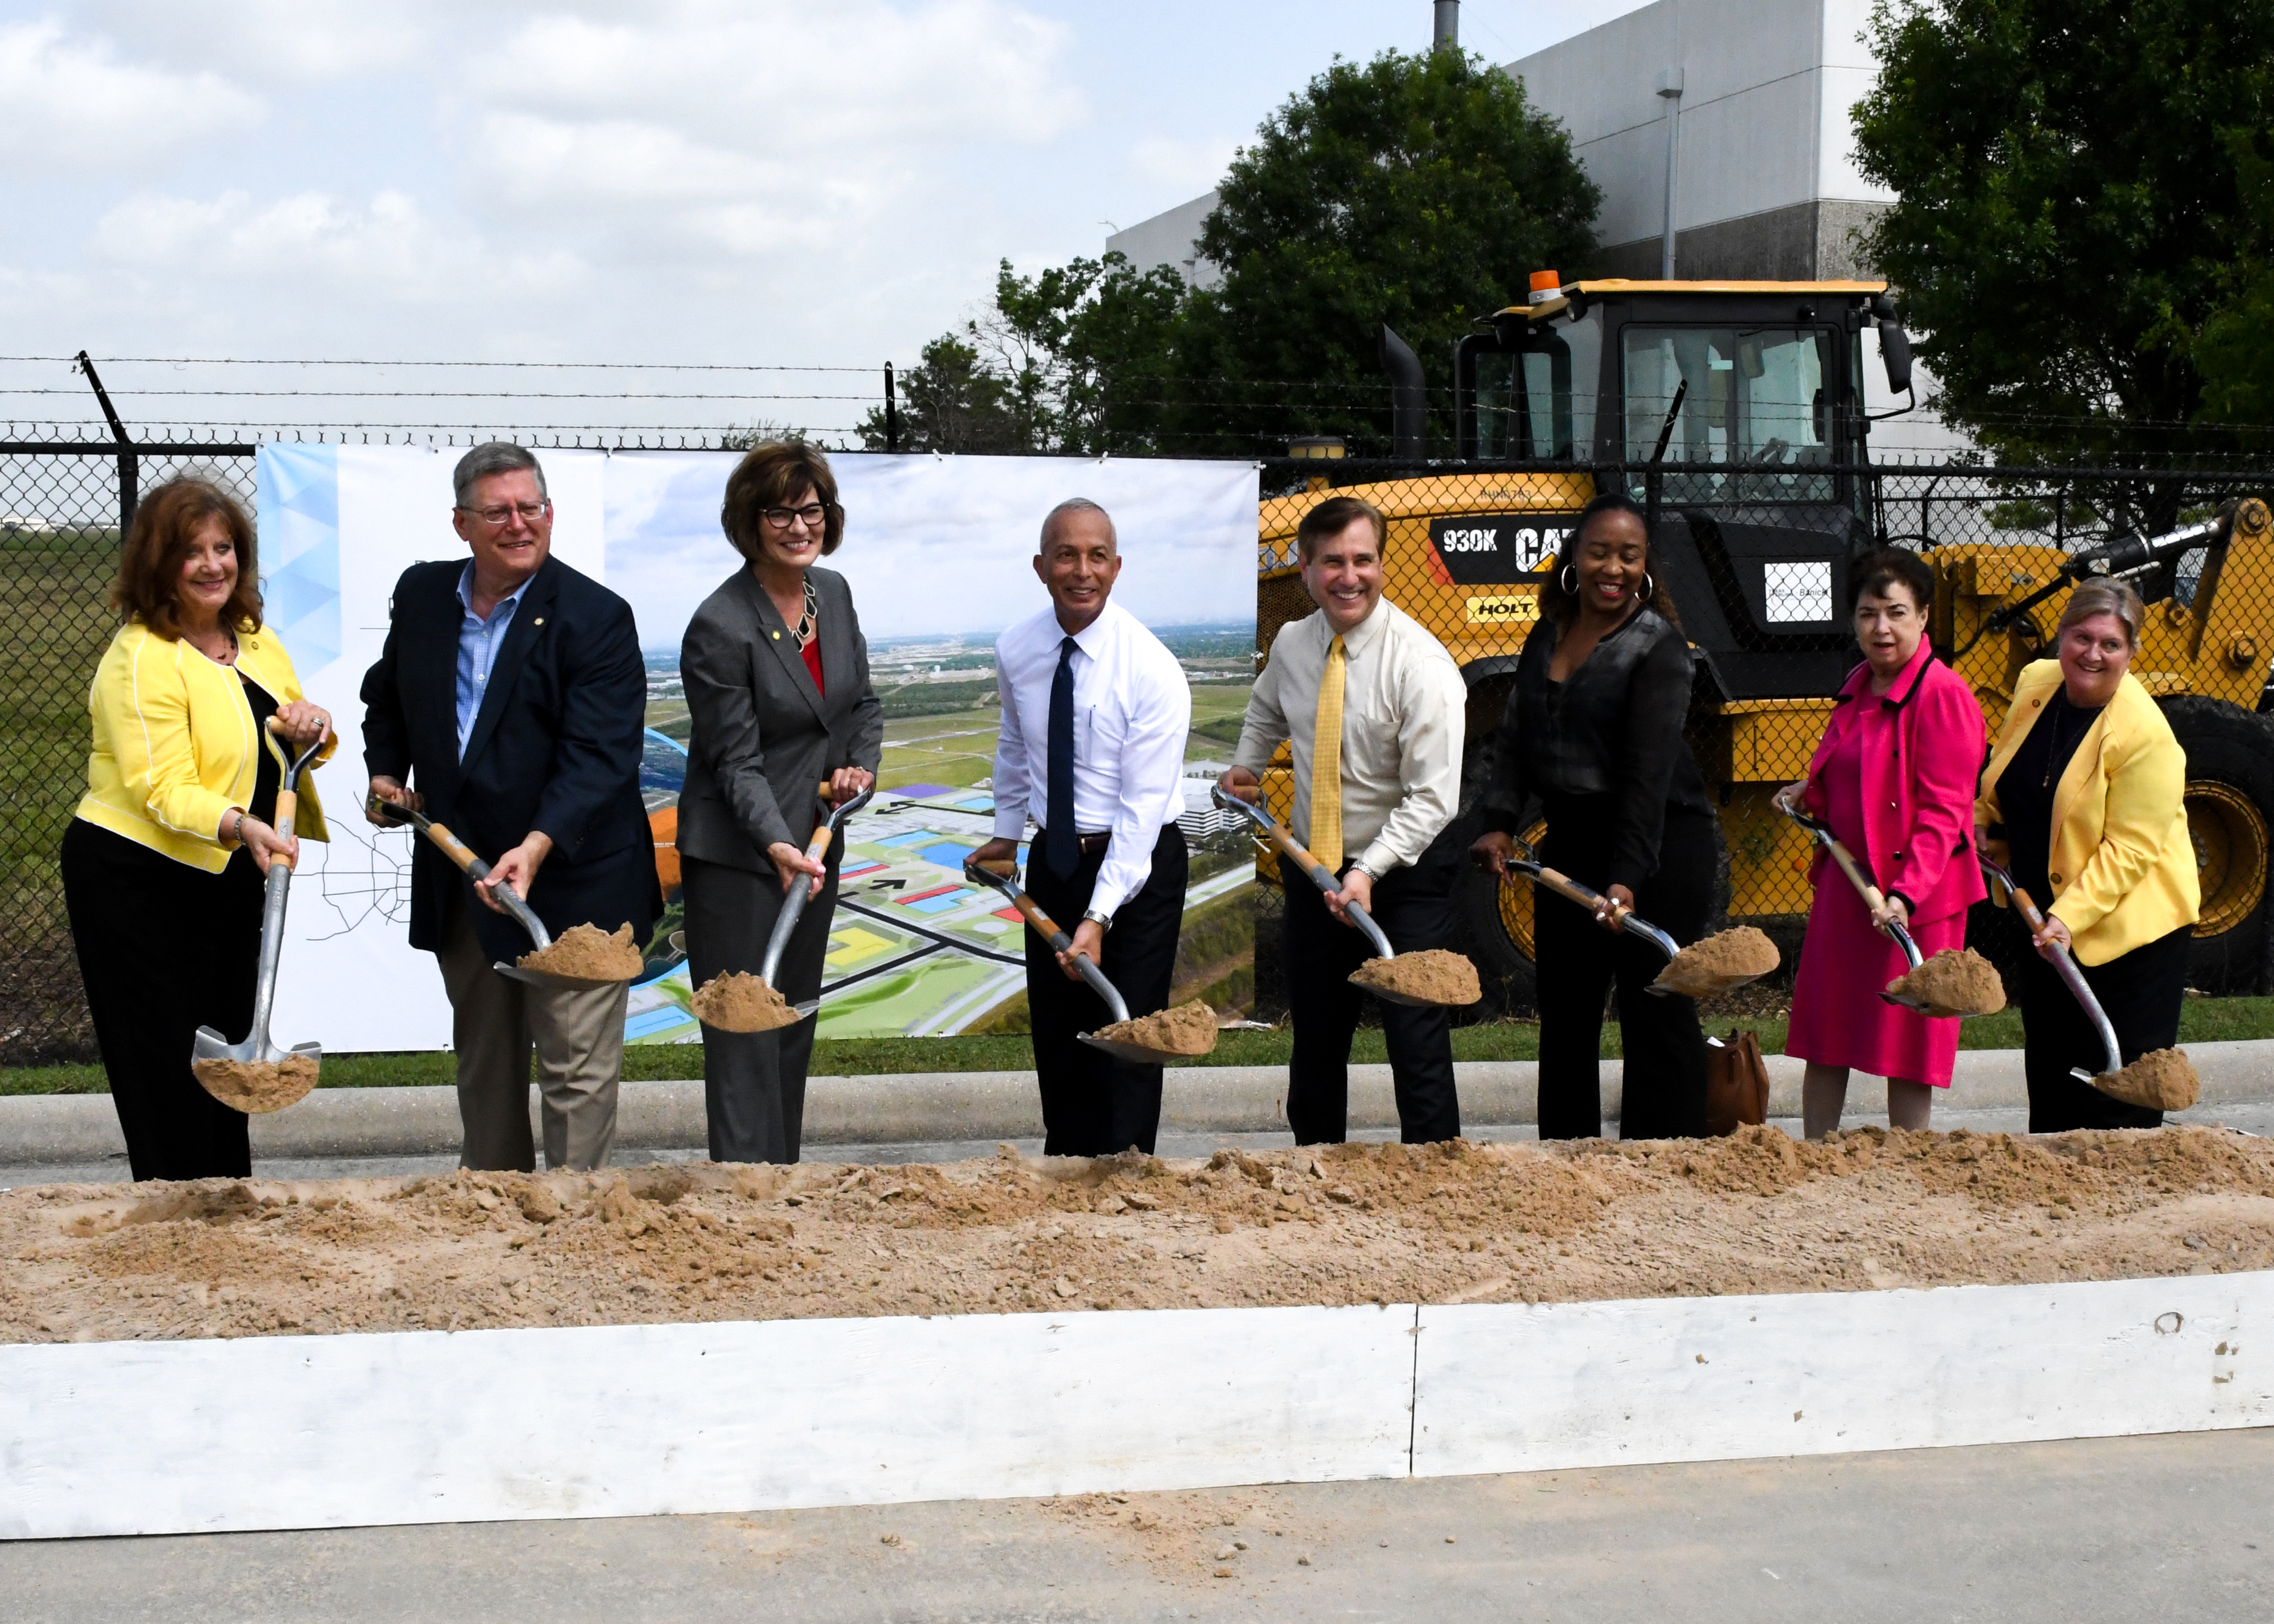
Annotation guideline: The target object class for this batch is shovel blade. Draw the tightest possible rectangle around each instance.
[1078,1032,1193,1065]
[191,1024,257,1065]
[492,960,623,992]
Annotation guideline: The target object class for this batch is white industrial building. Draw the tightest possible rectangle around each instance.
[1109,0,1890,286]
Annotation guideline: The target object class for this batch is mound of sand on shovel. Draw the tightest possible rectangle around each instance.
[191,1054,319,1114]
[518,923,644,982]
[1092,999,1219,1057]
[2091,1048,2201,1112]
[1349,950,1481,1006]
[689,971,801,1034]
[1887,948,2007,1017]
[1652,925,1780,998]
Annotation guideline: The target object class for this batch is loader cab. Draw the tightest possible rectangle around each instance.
[1452,278,1910,700]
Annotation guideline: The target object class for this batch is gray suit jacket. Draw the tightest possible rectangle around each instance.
[678,564,884,873]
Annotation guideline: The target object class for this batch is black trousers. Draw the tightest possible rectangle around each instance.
[1025,823,1188,1157]
[1280,841,1461,1146]
[683,851,841,1165]
[2022,922,2191,1133]
[60,818,261,1181]
[1535,803,1713,1140]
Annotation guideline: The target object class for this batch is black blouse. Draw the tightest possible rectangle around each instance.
[1483,607,1712,890]
[1990,690,2103,909]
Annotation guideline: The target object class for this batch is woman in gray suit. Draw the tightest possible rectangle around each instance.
[679,442,883,1163]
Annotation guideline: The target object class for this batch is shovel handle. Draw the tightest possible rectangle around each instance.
[1784,806,1917,963]
[1981,858,2122,1076]
[1503,858,1681,964]
[959,859,1128,1019]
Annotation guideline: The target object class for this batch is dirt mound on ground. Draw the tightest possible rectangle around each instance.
[690,971,800,1033]
[2095,1048,2200,1112]
[191,1053,319,1114]
[1889,948,2006,1016]
[1349,950,1480,1005]
[1093,1000,1218,1056]
[1655,926,1780,997]
[7,1125,2271,1346]
[519,923,643,982]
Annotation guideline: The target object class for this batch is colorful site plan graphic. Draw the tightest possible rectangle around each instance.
[622,627,1257,1042]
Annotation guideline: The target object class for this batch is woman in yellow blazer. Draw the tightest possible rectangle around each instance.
[1977,578,2199,1132]
[61,476,334,1181]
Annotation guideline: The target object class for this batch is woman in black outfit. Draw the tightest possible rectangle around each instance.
[1469,491,1714,1139]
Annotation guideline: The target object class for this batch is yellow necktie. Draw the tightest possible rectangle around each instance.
[1310,634,1346,871]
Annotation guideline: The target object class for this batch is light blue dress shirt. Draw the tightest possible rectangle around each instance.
[454,562,530,758]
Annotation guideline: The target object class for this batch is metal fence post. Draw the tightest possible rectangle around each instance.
[73,352,137,536]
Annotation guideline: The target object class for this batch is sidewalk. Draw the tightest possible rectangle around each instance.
[6,1041,2270,1168]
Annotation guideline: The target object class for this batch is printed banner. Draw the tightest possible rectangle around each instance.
[263,446,1259,1053]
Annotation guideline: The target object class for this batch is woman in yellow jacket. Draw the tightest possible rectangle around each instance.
[61,476,334,1181]
[1978,578,2199,1132]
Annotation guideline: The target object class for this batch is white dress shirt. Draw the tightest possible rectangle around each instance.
[992,599,1192,919]
[1232,595,1466,877]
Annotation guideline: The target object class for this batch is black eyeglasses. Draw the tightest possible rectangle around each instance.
[762,504,832,531]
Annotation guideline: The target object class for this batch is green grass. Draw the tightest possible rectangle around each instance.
[8,996,2270,1095]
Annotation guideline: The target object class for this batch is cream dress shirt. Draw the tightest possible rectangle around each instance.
[1231,596,1465,877]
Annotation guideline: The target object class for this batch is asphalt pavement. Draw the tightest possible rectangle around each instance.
[8,1428,2269,1621]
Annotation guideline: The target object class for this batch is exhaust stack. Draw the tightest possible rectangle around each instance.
[1433,1,1458,52]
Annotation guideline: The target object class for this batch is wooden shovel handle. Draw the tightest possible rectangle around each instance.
[271,788,298,871]
[423,820,490,881]
[1532,863,1629,925]
[1820,835,1892,916]
[1010,891,1075,954]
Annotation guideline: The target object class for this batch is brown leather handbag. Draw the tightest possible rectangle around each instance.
[1705,1029,1771,1136]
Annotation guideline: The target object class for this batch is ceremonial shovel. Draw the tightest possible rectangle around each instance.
[1495,837,1700,997]
[1209,784,1469,1007]
[365,794,616,990]
[1781,805,1936,1012]
[191,720,325,1107]
[960,857,1195,1063]
[1977,856,2124,1085]
[758,780,874,1019]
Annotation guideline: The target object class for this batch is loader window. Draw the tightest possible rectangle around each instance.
[1471,308,1601,459]
[1621,327,1836,502]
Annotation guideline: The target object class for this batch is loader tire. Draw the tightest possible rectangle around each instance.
[2161,695,2274,993]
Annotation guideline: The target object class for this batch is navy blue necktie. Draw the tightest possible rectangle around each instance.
[1046,636,1078,877]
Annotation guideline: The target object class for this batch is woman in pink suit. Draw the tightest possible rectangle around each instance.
[1776,548,1987,1137]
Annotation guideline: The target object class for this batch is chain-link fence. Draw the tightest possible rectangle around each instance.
[1253,456,2274,1014]
[0,442,258,1064]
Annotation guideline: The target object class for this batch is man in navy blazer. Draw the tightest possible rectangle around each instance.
[361,442,660,1172]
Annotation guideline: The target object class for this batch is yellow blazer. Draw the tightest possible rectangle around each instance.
[74,621,335,872]
[1976,660,2197,965]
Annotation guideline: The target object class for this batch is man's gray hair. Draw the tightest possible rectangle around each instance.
[1039,496,1116,552]
[453,441,548,509]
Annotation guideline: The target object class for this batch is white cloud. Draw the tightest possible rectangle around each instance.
[87,187,582,304]
[0,20,263,170]
[74,0,435,81]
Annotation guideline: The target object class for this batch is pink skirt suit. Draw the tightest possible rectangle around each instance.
[1784,637,1988,1087]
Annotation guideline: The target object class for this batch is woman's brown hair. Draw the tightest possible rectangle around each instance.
[721,441,845,560]
[111,475,262,639]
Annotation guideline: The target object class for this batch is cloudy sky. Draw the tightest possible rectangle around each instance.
[0,1,1650,442]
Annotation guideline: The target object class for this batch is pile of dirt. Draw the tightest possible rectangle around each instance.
[190,1054,319,1114]
[690,971,800,1033]
[1092,1000,1218,1057]
[7,1125,2270,1346]
[1888,947,2006,1017]
[2095,1048,2201,1112]
[518,923,644,982]
[1655,926,1780,997]
[1349,950,1480,1006]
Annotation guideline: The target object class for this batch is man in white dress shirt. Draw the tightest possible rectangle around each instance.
[1222,494,1466,1144]
[971,498,1193,1156]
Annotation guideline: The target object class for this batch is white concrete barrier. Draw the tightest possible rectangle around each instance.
[4,1271,2269,1540]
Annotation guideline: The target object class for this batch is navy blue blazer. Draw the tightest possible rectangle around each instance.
[360,554,663,967]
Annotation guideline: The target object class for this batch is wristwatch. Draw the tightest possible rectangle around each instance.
[1080,909,1114,934]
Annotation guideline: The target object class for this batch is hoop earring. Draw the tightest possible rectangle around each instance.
[1641,572,1655,601]
[1559,564,1578,593]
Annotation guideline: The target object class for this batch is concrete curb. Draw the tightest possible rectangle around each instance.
[6,1040,2272,1166]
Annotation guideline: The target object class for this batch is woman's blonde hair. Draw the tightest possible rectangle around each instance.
[2057,576,2144,649]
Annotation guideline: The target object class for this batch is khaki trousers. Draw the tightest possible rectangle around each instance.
[437,899,627,1172]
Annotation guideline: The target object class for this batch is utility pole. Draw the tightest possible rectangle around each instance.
[1433,1,1458,53]
[883,362,900,453]
[1657,68,1684,278]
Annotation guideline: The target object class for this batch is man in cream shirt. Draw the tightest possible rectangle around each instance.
[1222,494,1466,1144]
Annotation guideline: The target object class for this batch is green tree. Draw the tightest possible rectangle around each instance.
[1851,0,2274,466]
[1185,47,1599,456]
[2191,124,2274,430]
[857,333,1041,453]
[876,49,1599,458]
